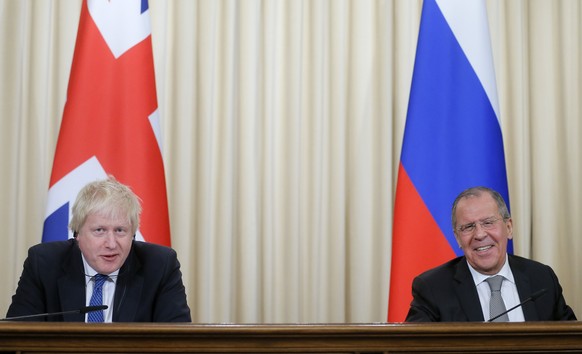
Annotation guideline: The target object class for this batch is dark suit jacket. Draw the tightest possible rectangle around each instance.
[6,239,191,322]
[405,255,576,322]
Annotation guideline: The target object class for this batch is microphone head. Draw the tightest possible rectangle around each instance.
[80,305,108,314]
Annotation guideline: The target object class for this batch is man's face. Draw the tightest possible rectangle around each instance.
[454,193,512,275]
[76,211,133,275]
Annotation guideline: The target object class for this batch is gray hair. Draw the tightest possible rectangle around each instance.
[451,186,510,230]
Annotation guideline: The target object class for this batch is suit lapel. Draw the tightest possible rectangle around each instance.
[112,245,143,322]
[453,259,485,321]
[58,242,86,322]
[508,256,538,320]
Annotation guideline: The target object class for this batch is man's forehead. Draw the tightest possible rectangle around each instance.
[85,210,131,225]
[457,194,497,215]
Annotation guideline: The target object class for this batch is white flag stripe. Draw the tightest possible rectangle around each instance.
[88,0,151,58]
[436,0,500,120]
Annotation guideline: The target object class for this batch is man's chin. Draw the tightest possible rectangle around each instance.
[95,262,122,275]
[472,260,502,275]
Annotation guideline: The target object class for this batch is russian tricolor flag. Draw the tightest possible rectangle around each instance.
[42,0,171,246]
[388,0,511,321]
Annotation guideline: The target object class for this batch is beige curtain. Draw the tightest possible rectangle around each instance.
[0,0,580,323]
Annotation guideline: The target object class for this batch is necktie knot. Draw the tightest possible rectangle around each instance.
[93,274,108,288]
[486,275,504,292]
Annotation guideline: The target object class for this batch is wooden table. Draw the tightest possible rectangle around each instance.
[1,321,581,353]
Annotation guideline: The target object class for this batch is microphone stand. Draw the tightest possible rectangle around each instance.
[488,289,547,322]
[0,305,108,321]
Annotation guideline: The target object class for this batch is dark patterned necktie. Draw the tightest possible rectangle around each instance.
[486,275,509,322]
[87,274,108,322]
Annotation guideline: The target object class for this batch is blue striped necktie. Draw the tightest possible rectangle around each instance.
[87,274,108,322]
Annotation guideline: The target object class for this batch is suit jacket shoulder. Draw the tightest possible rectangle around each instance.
[405,256,484,322]
[6,240,86,321]
[113,241,191,322]
[507,254,576,321]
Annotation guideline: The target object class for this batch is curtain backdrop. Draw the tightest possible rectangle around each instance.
[0,0,580,323]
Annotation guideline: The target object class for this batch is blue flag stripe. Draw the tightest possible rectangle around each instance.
[42,202,70,243]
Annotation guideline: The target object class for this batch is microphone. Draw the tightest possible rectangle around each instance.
[488,288,547,322]
[0,305,108,321]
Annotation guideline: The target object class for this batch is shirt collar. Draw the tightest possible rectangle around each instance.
[467,254,515,286]
[81,254,120,285]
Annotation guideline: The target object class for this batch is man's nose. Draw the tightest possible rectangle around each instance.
[103,232,117,247]
[474,223,488,237]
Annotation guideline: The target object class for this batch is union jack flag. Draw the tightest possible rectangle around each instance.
[43,0,170,246]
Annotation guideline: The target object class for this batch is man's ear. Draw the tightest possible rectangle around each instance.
[505,218,513,239]
[453,231,461,248]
